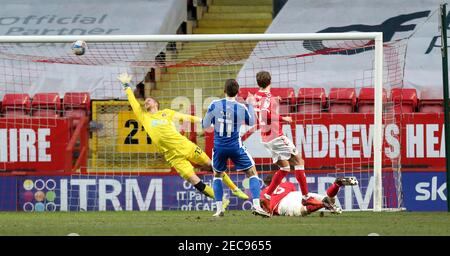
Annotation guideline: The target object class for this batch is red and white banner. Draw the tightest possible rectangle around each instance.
[205,113,446,170]
[0,118,71,171]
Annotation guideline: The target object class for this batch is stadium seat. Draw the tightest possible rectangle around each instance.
[237,87,295,113]
[1,93,31,117]
[31,93,61,118]
[418,90,443,113]
[296,88,326,113]
[270,87,296,113]
[357,88,387,113]
[237,88,259,101]
[63,92,91,119]
[390,88,418,113]
[328,88,356,113]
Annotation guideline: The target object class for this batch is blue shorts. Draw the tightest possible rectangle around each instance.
[212,146,255,172]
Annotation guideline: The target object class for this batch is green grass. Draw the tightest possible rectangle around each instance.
[0,211,449,236]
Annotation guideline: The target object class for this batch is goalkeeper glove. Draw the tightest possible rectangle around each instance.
[117,72,133,89]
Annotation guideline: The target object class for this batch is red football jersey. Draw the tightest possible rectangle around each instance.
[260,182,297,215]
[254,90,284,143]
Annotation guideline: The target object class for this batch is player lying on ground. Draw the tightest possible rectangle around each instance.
[260,175,358,216]
[202,79,270,217]
[246,71,311,205]
[117,73,248,202]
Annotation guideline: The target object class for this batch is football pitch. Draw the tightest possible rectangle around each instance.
[0,211,449,236]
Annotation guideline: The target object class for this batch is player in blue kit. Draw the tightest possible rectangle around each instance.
[202,79,270,217]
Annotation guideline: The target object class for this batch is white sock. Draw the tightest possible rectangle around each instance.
[216,201,223,212]
[253,198,261,208]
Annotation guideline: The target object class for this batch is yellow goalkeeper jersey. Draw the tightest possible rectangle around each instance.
[125,87,200,156]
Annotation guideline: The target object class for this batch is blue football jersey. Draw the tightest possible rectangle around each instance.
[202,98,255,148]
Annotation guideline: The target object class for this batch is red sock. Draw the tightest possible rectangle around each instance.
[327,182,341,198]
[294,169,309,196]
[265,170,289,195]
[306,203,323,214]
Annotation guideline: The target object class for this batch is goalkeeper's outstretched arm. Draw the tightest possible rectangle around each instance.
[173,112,202,123]
[118,73,146,123]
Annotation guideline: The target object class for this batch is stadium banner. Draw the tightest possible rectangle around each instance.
[11,172,385,212]
[0,0,186,100]
[205,113,447,170]
[0,118,72,171]
[0,171,445,211]
[239,0,447,98]
[402,171,447,211]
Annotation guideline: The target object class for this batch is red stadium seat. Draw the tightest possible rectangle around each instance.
[270,88,296,113]
[419,90,443,113]
[296,88,326,113]
[237,88,259,101]
[63,92,91,119]
[390,88,418,113]
[357,88,387,113]
[328,88,356,113]
[31,93,61,118]
[237,87,295,113]
[1,93,31,117]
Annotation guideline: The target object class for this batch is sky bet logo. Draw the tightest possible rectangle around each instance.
[415,177,447,201]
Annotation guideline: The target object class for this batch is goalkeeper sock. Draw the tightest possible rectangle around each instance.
[294,166,309,197]
[249,176,261,207]
[326,182,341,198]
[212,177,223,212]
[194,181,215,199]
[222,172,238,191]
[265,168,289,196]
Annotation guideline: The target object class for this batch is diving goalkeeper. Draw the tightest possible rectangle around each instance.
[117,73,248,200]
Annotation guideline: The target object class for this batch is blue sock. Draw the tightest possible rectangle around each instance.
[213,177,223,202]
[249,176,261,200]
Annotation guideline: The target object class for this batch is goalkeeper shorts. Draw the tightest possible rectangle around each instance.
[167,145,210,180]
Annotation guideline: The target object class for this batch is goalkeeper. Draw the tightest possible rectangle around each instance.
[118,73,248,201]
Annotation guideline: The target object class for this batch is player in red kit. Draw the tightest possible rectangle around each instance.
[246,70,313,206]
[260,175,358,216]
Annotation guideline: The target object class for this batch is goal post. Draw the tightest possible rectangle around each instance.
[0,32,393,212]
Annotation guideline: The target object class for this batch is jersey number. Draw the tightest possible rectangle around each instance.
[217,117,232,137]
[273,187,285,195]
[124,119,152,144]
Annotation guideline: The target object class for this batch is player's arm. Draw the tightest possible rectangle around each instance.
[117,73,145,122]
[244,103,256,126]
[173,112,202,123]
[201,103,215,129]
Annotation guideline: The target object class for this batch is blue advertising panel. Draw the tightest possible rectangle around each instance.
[402,171,447,211]
[0,176,16,211]
[1,171,445,212]
[14,172,381,212]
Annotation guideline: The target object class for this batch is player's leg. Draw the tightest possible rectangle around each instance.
[262,136,294,200]
[232,148,270,217]
[232,147,257,203]
[327,177,359,197]
[171,157,215,199]
[189,145,249,200]
[244,167,270,217]
[263,159,290,199]
[322,177,358,214]
[210,147,230,216]
[212,171,225,217]
[286,138,310,202]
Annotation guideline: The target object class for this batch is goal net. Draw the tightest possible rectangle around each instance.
[0,33,404,212]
